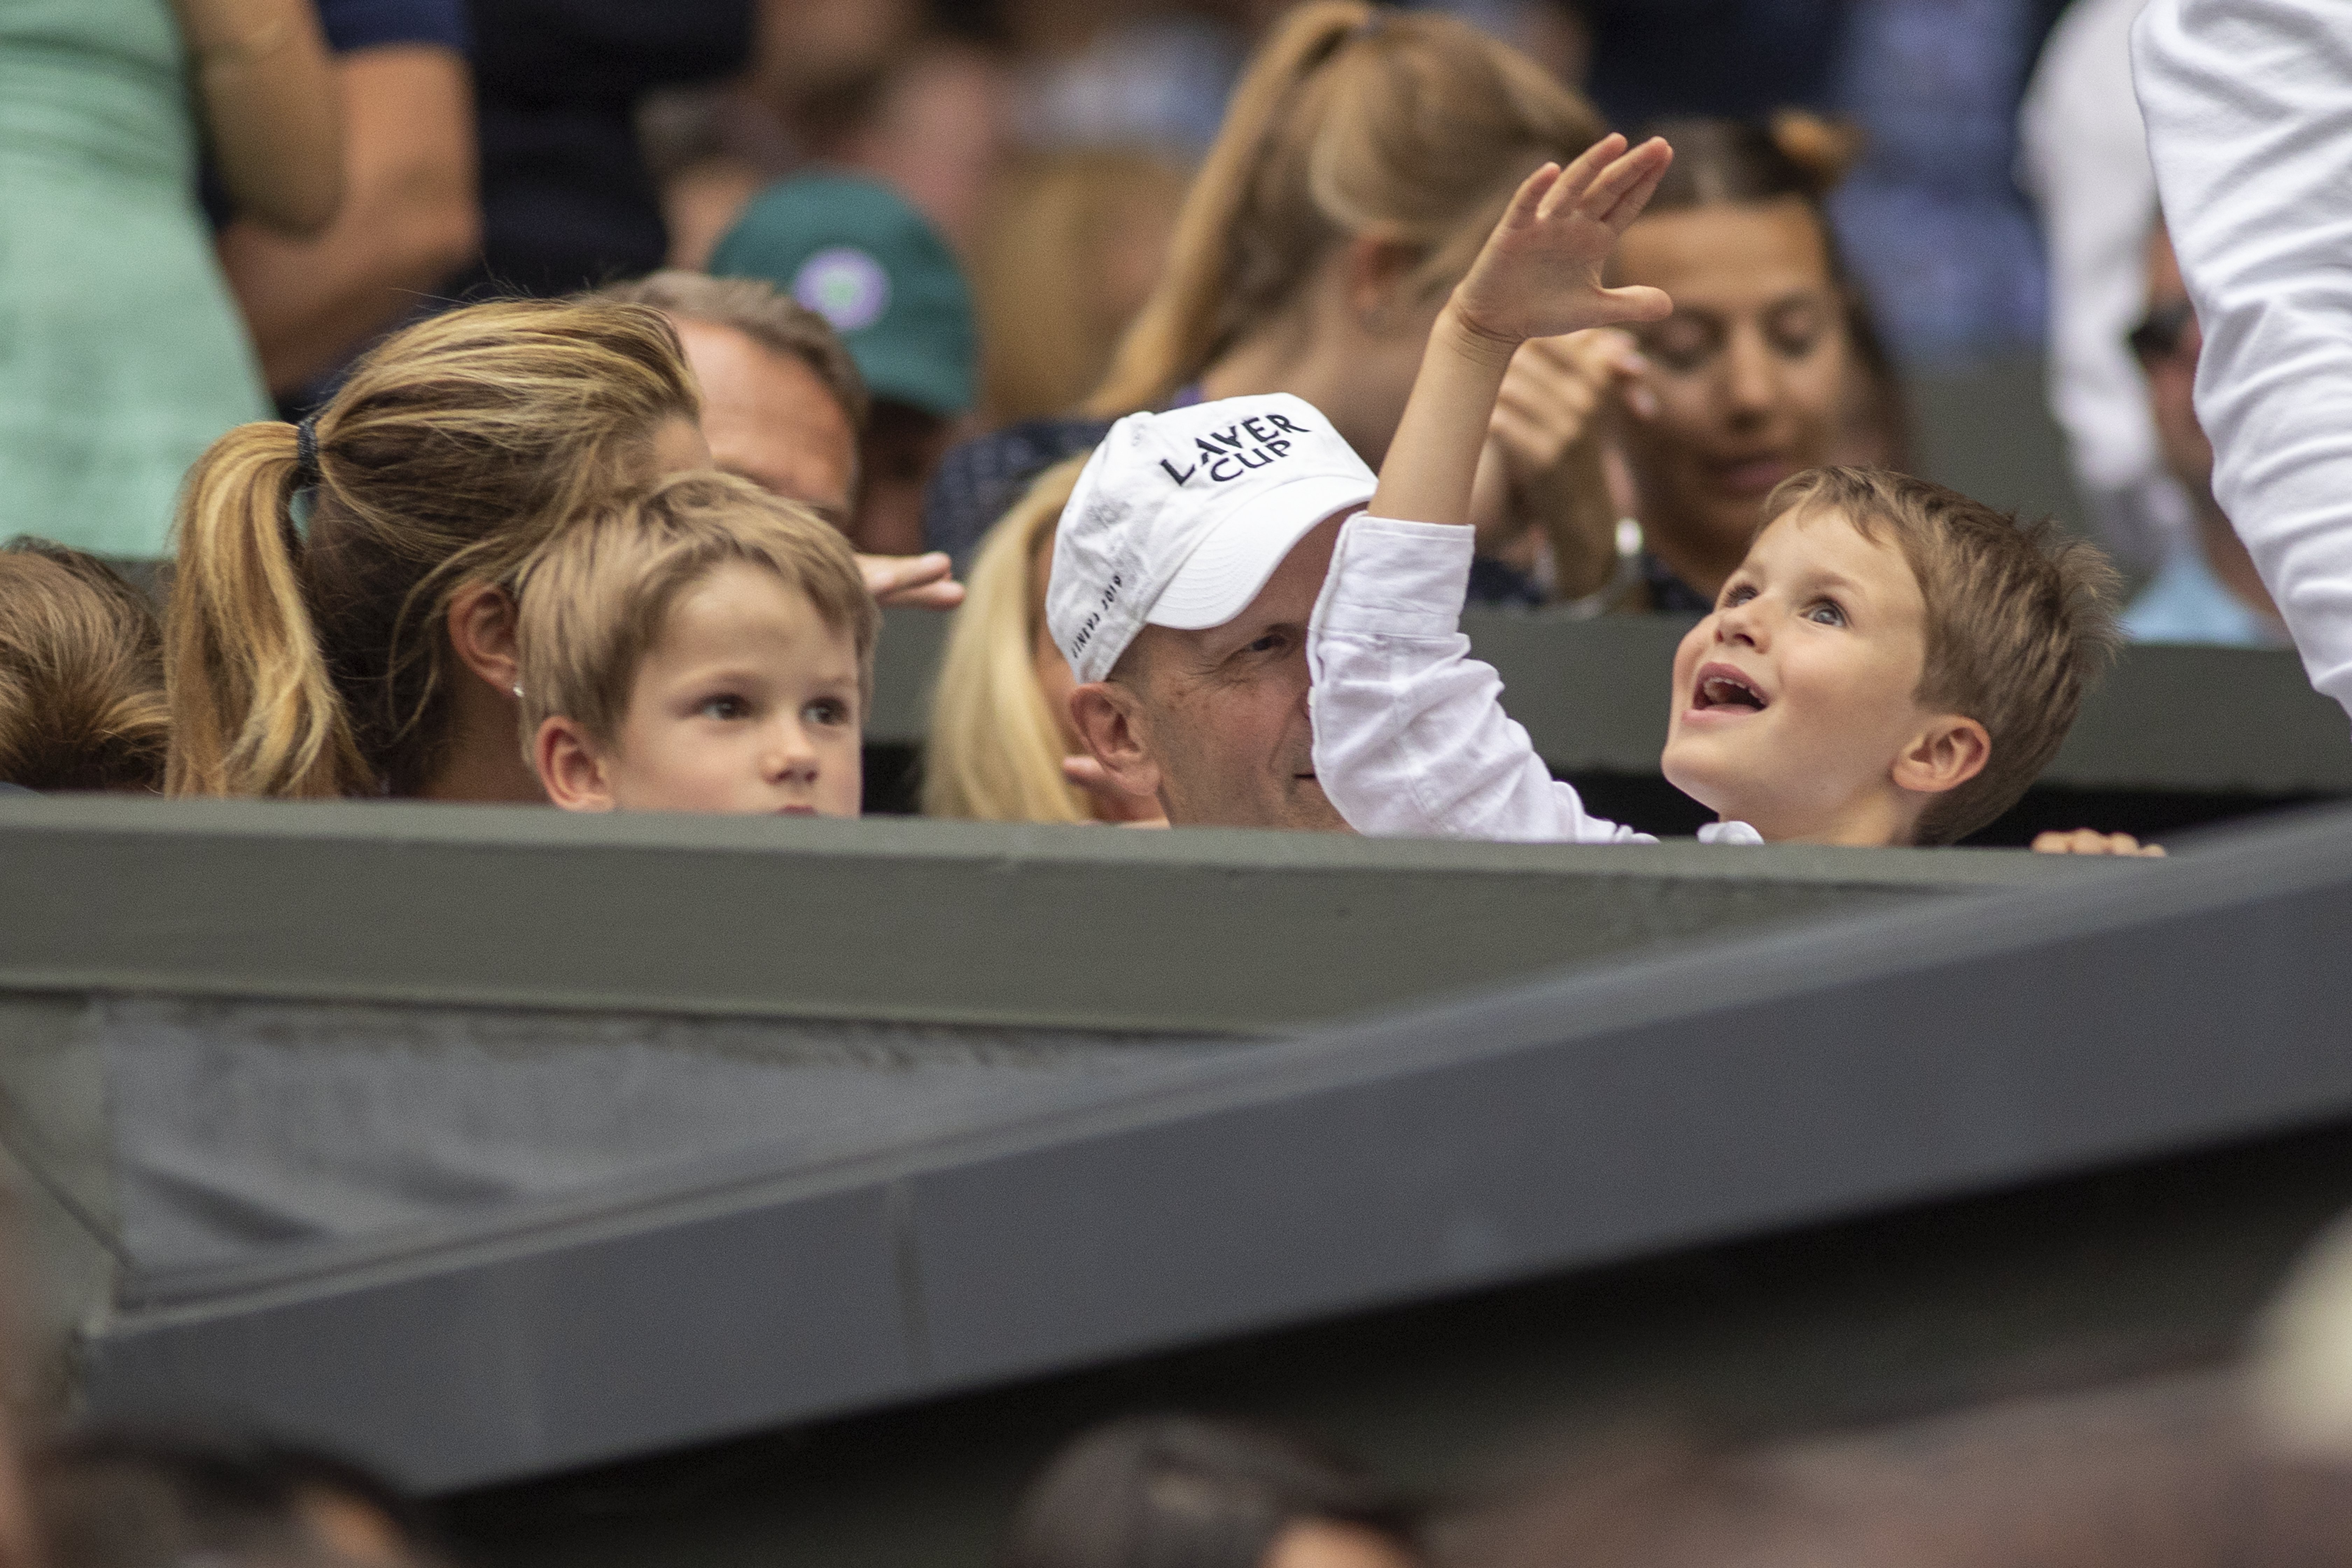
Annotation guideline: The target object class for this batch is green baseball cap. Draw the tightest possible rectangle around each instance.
[709,173,977,419]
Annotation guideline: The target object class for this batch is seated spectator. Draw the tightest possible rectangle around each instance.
[0,541,168,793]
[1311,139,2129,849]
[1606,117,1873,610]
[167,297,702,801]
[2116,219,2287,648]
[925,455,1158,823]
[32,1426,436,1567]
[1046,394,1371,832]
[1,0,339,557]
[1003,1415,1423,1568]
[807,38,1018,259]
[517,471,876,817]
[2019,0,2188,577]
[599,271,961,609]
[971,150,1188,428]
[925,1,1620,596]
[215,0,478,411]
[710,174,979,560]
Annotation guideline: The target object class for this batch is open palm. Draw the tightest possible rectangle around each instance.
[1452,133,1676,347]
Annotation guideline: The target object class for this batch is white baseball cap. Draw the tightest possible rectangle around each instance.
[1046,393,1377,685]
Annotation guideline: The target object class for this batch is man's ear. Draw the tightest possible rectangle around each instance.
[447,582,521,697]
[1068,681,1163,802]
[1892,714,1991,798]
[1342,235,1428,334]
[534,716,617,813]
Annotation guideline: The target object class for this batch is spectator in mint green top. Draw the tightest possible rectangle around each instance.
[0,0,341,557]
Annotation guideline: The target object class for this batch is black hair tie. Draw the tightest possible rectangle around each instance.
[292,414,322,490]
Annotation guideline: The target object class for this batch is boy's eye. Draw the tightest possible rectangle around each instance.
[803,697,853,727]
[1805,600,1848,628]
[698,695,750,720]
[1720,584,1757,609]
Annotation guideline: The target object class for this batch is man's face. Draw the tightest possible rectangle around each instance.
[674,317,859,527]
[1661,505,1948,843]
[1115,516,1348,831]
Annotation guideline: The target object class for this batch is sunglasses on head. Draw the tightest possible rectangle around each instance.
[2128,299,2197,362]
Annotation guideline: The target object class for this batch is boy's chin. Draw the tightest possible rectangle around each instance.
[1659,745,1738,820]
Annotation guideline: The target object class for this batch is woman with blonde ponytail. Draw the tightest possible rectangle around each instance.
[166,296,703,800]
[924,1,1621,598]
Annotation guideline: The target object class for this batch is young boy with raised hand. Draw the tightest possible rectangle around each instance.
[517,470,878,816]
[1309,133,2134,849]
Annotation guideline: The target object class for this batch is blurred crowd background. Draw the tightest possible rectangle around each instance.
[3,0,2167,572]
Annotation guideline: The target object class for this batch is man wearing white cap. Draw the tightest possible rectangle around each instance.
[1048,392,1378,830]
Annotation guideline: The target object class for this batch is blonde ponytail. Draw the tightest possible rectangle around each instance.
[1086,1,1371,416]
[922,456,1092,823]
[165,297,699,798]
[1084,3,1602,416]
[166,420,365,798]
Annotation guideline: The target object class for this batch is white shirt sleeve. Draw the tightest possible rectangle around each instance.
[1306,514,1656,844]
[2134,0,2352,724]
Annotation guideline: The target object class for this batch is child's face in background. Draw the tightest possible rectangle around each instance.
[1660,506,1953,844]
[595,562,864,817]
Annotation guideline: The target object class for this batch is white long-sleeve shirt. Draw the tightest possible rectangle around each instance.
[1306,513,1763,845]
[2134,0,2352,724]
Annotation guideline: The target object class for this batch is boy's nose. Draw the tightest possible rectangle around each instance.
[1715,599,1767,649]
[761,723,820,783]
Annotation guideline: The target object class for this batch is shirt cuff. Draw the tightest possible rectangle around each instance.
[1314,515,1477,639]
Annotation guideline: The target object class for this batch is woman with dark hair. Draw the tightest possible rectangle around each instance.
[1003,1416,1423,1568]
[1602,115,1902,611]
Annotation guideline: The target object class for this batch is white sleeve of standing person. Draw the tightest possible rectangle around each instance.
[1307,514,1763,844]
[2134,0,2352,723]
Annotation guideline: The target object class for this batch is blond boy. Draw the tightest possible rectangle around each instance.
[1311,134,2129,848]
[517,471,879,816]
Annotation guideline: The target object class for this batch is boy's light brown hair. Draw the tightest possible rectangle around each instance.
[1759,466,2122,846]
[514,471,880,751]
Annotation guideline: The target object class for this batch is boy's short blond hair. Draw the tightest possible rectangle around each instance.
[1758,467,2122,846]
[515,471,879,750]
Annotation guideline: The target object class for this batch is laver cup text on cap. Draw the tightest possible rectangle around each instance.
[1046,391,1376,687]
[1158,413,1313,487]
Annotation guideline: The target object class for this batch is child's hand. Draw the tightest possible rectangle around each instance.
[2032,829,2167,856]
[1449,133,1675,352]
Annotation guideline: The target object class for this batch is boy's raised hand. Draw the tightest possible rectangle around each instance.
[1369,133,1672,530]
[1449,134,1676,351]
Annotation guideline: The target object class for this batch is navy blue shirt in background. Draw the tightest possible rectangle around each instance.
[458,0,754,298]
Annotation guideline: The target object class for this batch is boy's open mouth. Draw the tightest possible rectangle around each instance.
[1692,663,1769,713]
